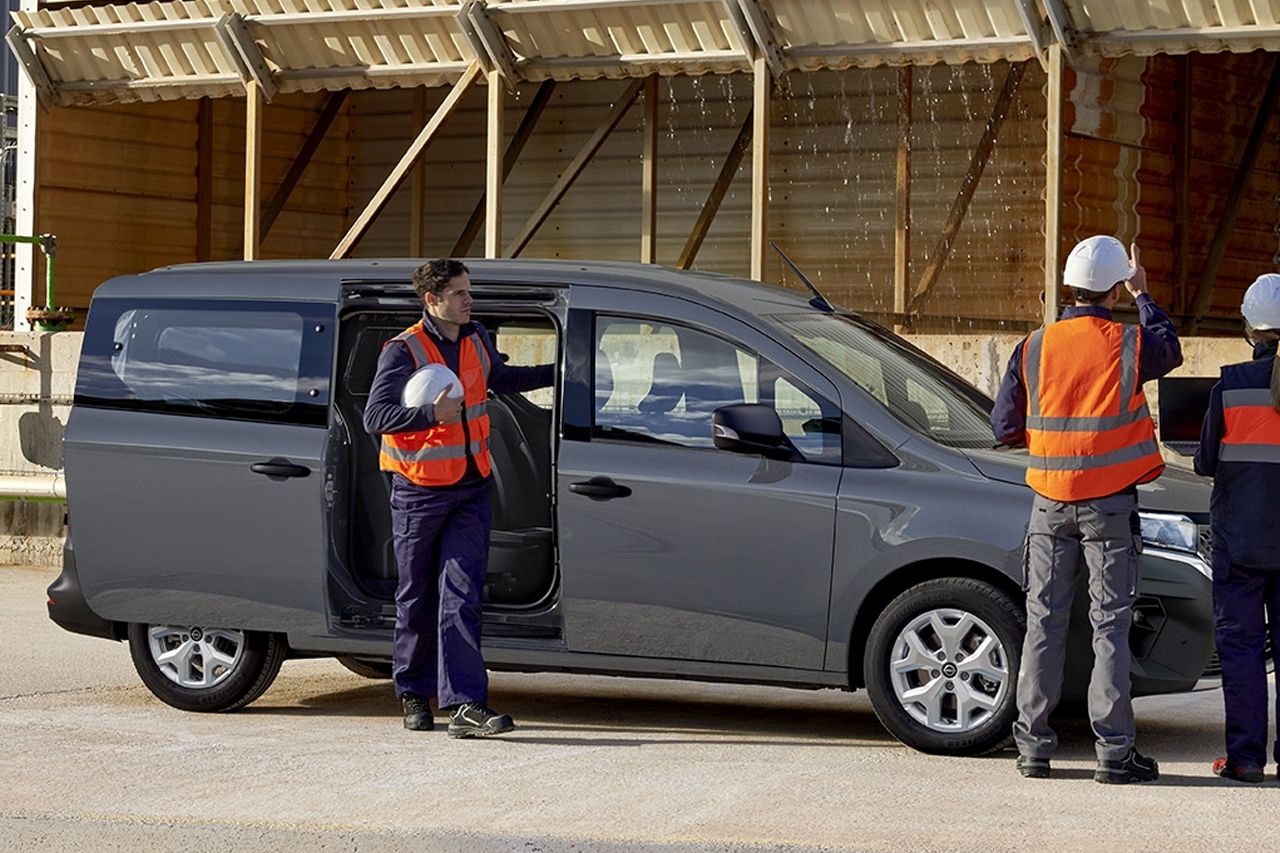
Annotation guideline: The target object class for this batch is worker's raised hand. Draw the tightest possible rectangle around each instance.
[432,385,463,423]
[1125,242,1149,300]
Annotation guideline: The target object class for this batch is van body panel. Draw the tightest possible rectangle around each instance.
[65,407,330,632]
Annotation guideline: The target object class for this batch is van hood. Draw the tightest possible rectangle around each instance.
[962,447,1211,518]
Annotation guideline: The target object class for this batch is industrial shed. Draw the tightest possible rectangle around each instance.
[6,0,1280,333]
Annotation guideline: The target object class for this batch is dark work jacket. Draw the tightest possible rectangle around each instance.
[363,312,555,486]
[1194,339,1280,569]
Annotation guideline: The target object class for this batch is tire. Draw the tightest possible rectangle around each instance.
[336,655,394,680]
[127,622,286,713]
[863,578,1024,756]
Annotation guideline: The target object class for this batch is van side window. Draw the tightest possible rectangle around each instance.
[75,299,331,427]
[594,316,840,463]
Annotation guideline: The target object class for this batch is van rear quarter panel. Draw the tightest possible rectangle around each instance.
[65,408,332,633]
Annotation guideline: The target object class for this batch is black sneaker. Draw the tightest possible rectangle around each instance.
[402,692,434,732]
[447,702,515,738]
[1016,755,1051,779]
[1095,749,1159,784]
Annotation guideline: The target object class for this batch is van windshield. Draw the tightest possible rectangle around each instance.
[773,312,998,449]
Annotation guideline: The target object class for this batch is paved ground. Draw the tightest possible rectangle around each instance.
[2,565,1278,853]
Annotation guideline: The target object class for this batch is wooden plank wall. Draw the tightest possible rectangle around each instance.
[40,56,1279,333]
[348,62,1049,332]
[36,92,350,315]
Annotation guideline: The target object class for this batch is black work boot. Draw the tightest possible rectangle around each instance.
[1095,748,1159,784]
[447,702,515,738]
[1015,755,1051,779]
[402,692,434,732]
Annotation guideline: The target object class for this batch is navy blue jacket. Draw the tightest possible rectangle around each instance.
[363,313,555,484]
[1194,339,1280,569]
[991,295,1183,448]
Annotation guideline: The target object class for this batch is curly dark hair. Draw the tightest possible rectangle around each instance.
[412,259,469,299]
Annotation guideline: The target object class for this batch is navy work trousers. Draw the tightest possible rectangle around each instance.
[390,475,490,708]
[1213,551,1280,768]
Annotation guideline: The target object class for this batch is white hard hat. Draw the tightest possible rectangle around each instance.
[1242,273,1280,330]
[1063,235,1133,292]
[402,363,462,408]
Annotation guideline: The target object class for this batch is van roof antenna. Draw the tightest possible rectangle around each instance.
[769,242,836,313]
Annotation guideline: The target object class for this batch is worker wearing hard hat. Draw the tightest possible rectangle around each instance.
[364,258,553,737]
[992,236,1182,783]
[1194,274,1280,784]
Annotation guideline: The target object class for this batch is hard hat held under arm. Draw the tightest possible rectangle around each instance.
[1021,316,1164,501]
[379,322,493,487]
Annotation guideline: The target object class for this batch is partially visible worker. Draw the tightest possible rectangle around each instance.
[1194,274,1280,784]
[991,236,1182,784]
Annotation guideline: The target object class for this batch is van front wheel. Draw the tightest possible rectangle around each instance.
[863,578,1023,755]
[127,622,286,712]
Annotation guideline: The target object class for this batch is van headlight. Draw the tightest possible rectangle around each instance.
[1139,512,1199,554]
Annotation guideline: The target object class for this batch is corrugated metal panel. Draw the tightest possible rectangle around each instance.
[1070,0,1280,57]
[14,0,479,106]
[772,0,1038,70]
[14,1,1044,106]
[348,62,1047,331]
[1060,51,1280,325]
[491,0,750,81]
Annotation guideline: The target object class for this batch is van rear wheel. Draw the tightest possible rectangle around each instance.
[863,578,1023,755]
[127,622,286,712]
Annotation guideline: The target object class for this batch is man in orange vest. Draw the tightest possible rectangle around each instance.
[991,236,1182,783]
[364,259,553,737]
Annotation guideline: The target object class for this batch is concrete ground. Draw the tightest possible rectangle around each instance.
[1,565,1277,853]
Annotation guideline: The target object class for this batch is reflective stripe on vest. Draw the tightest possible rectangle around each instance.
[1021,317,1164,501]
[378,322,492,487]
[1220,387,1280,463]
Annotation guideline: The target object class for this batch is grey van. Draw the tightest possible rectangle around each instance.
[48,259,1216,755]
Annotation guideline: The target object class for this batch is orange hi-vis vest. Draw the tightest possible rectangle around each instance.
[1220,387,1280,463]
[1021,316,1164,501]
[379,321,492,487]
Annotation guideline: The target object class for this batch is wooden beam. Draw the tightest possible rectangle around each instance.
[485,69,504,258]
[911,61,1028,316]
[1186,56,1280,334]
[894,67,912,333]
[642,74,659,263]
[452,79,556,257]
[410,88,428,257]
[243,79,263,261]
[332,63,483,260]
[677,109,753,270]
[751,54,770,281]
[196,98,213,262]
[1172,55,1191,317]
[737,0,787,79]
[218,13,277,102]
[1043,47,1064,326]
[506,79,644,258]
[260,90,347,245]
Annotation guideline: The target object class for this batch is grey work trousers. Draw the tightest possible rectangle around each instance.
[1013,491,1142,761]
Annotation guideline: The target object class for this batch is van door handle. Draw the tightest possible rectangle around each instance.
[250,461,311,479]
[569,476,632,500]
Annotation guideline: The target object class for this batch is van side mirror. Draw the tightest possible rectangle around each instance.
[712,404,798,461]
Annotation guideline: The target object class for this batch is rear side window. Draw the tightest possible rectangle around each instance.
[76,298,332,427]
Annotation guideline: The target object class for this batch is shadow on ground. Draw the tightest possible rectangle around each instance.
[240,670,896,746]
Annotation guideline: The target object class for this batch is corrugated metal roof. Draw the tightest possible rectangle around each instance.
[11,2,1280,107]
